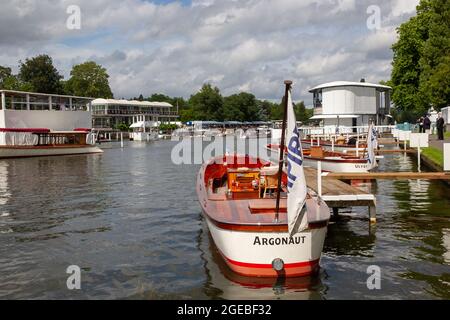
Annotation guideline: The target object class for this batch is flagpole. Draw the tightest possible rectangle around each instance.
[275,80,292,223]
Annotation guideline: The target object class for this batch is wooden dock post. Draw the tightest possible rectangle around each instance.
[332,207,339,218]
[369,205,376,224]
[317,161,322,197]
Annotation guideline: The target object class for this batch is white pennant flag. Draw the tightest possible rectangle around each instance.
[285,88,308,236]
[366,124,377,169]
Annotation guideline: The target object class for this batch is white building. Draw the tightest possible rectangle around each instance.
[0,90,93,131]
[91,98,178,131]
[308,81,392,131]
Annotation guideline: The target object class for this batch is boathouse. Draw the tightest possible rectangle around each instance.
[91,99,179,131]
[308,80,392,130]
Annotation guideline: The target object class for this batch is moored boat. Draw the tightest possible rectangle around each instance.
[267,144,376,173]
[301,138,367,153]
[197,81,330,278]
[0,128,103,158]
[196,154,330,277]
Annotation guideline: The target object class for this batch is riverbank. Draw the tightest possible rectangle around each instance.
[403,135,450,186]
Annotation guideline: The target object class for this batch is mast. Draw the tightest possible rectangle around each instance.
[275,80,292,222]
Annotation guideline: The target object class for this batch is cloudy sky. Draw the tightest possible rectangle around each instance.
[0,0,419,104]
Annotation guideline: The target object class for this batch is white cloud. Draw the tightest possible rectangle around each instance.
[0,0,419,102]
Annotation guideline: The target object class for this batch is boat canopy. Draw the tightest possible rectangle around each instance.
[130,121,159,128]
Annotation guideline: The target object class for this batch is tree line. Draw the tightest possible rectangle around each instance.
[133,84,313,123]
[0,54,313,123]
[388,0,449,122]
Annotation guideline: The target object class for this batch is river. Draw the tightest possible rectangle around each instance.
[0,139,449,299]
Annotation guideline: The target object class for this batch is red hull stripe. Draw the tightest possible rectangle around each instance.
[223,255,320,269]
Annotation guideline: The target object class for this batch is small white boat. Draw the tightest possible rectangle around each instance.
[301,138,366,153]
[0,128,103,159]
[267,144,376,173]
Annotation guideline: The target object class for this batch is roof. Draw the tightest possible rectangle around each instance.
[308,81,391,92]
[0,89,94,100]
[92,98,173,108]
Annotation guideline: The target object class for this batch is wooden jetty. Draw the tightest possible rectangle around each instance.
[304,167,377,223]
[323,171,450,180]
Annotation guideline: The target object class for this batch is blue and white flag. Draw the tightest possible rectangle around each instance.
[366,124,377,168]
[286,88,308,236]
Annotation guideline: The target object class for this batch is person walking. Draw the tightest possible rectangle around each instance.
[436,112,445,140]
[423,114,431,134]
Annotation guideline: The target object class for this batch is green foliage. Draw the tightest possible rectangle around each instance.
[188,84,224,121]
[65,61,113,98]
[115,123,130,132]
[159,123,179,133]
[418,0,450,110]
[223,92,260,122]
[294,101,314,122]
[18,54,63,93]
[390,0,450,119]
[0,66,12,87]
[148,93,173,103]
[269,101,284,120]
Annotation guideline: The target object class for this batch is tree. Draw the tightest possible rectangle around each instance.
[18,54,63,93]
[390,0,450,120]
[223,92,260,122]
[148,93,172,103]
[0,66,12,87]
[390,1,431,118]
[188,84,224,121]
[257,100,274,121]
[294,101,313,122]
[418,0,450,110]
[65,61,113,98]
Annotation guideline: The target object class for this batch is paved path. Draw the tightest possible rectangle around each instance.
[428,135,450,151]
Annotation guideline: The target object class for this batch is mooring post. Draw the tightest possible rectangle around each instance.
[369,205,376,224]
[333,207,339,218]
[120,132,124,148]
[418,146,421,173]
[331,136,335,152]
[317,161,322,197]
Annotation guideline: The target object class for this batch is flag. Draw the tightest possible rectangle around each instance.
[285,88,308,236]
[366,124,377,168]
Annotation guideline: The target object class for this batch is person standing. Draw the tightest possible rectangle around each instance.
[418,117,424,133]
[423,115,431,134]
[436,112,445,140]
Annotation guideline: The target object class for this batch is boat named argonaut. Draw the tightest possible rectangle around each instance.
[253,236,307,246]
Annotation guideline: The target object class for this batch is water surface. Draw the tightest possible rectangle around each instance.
[0,140,449,299]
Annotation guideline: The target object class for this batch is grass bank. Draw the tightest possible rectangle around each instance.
[421,147,444,168]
